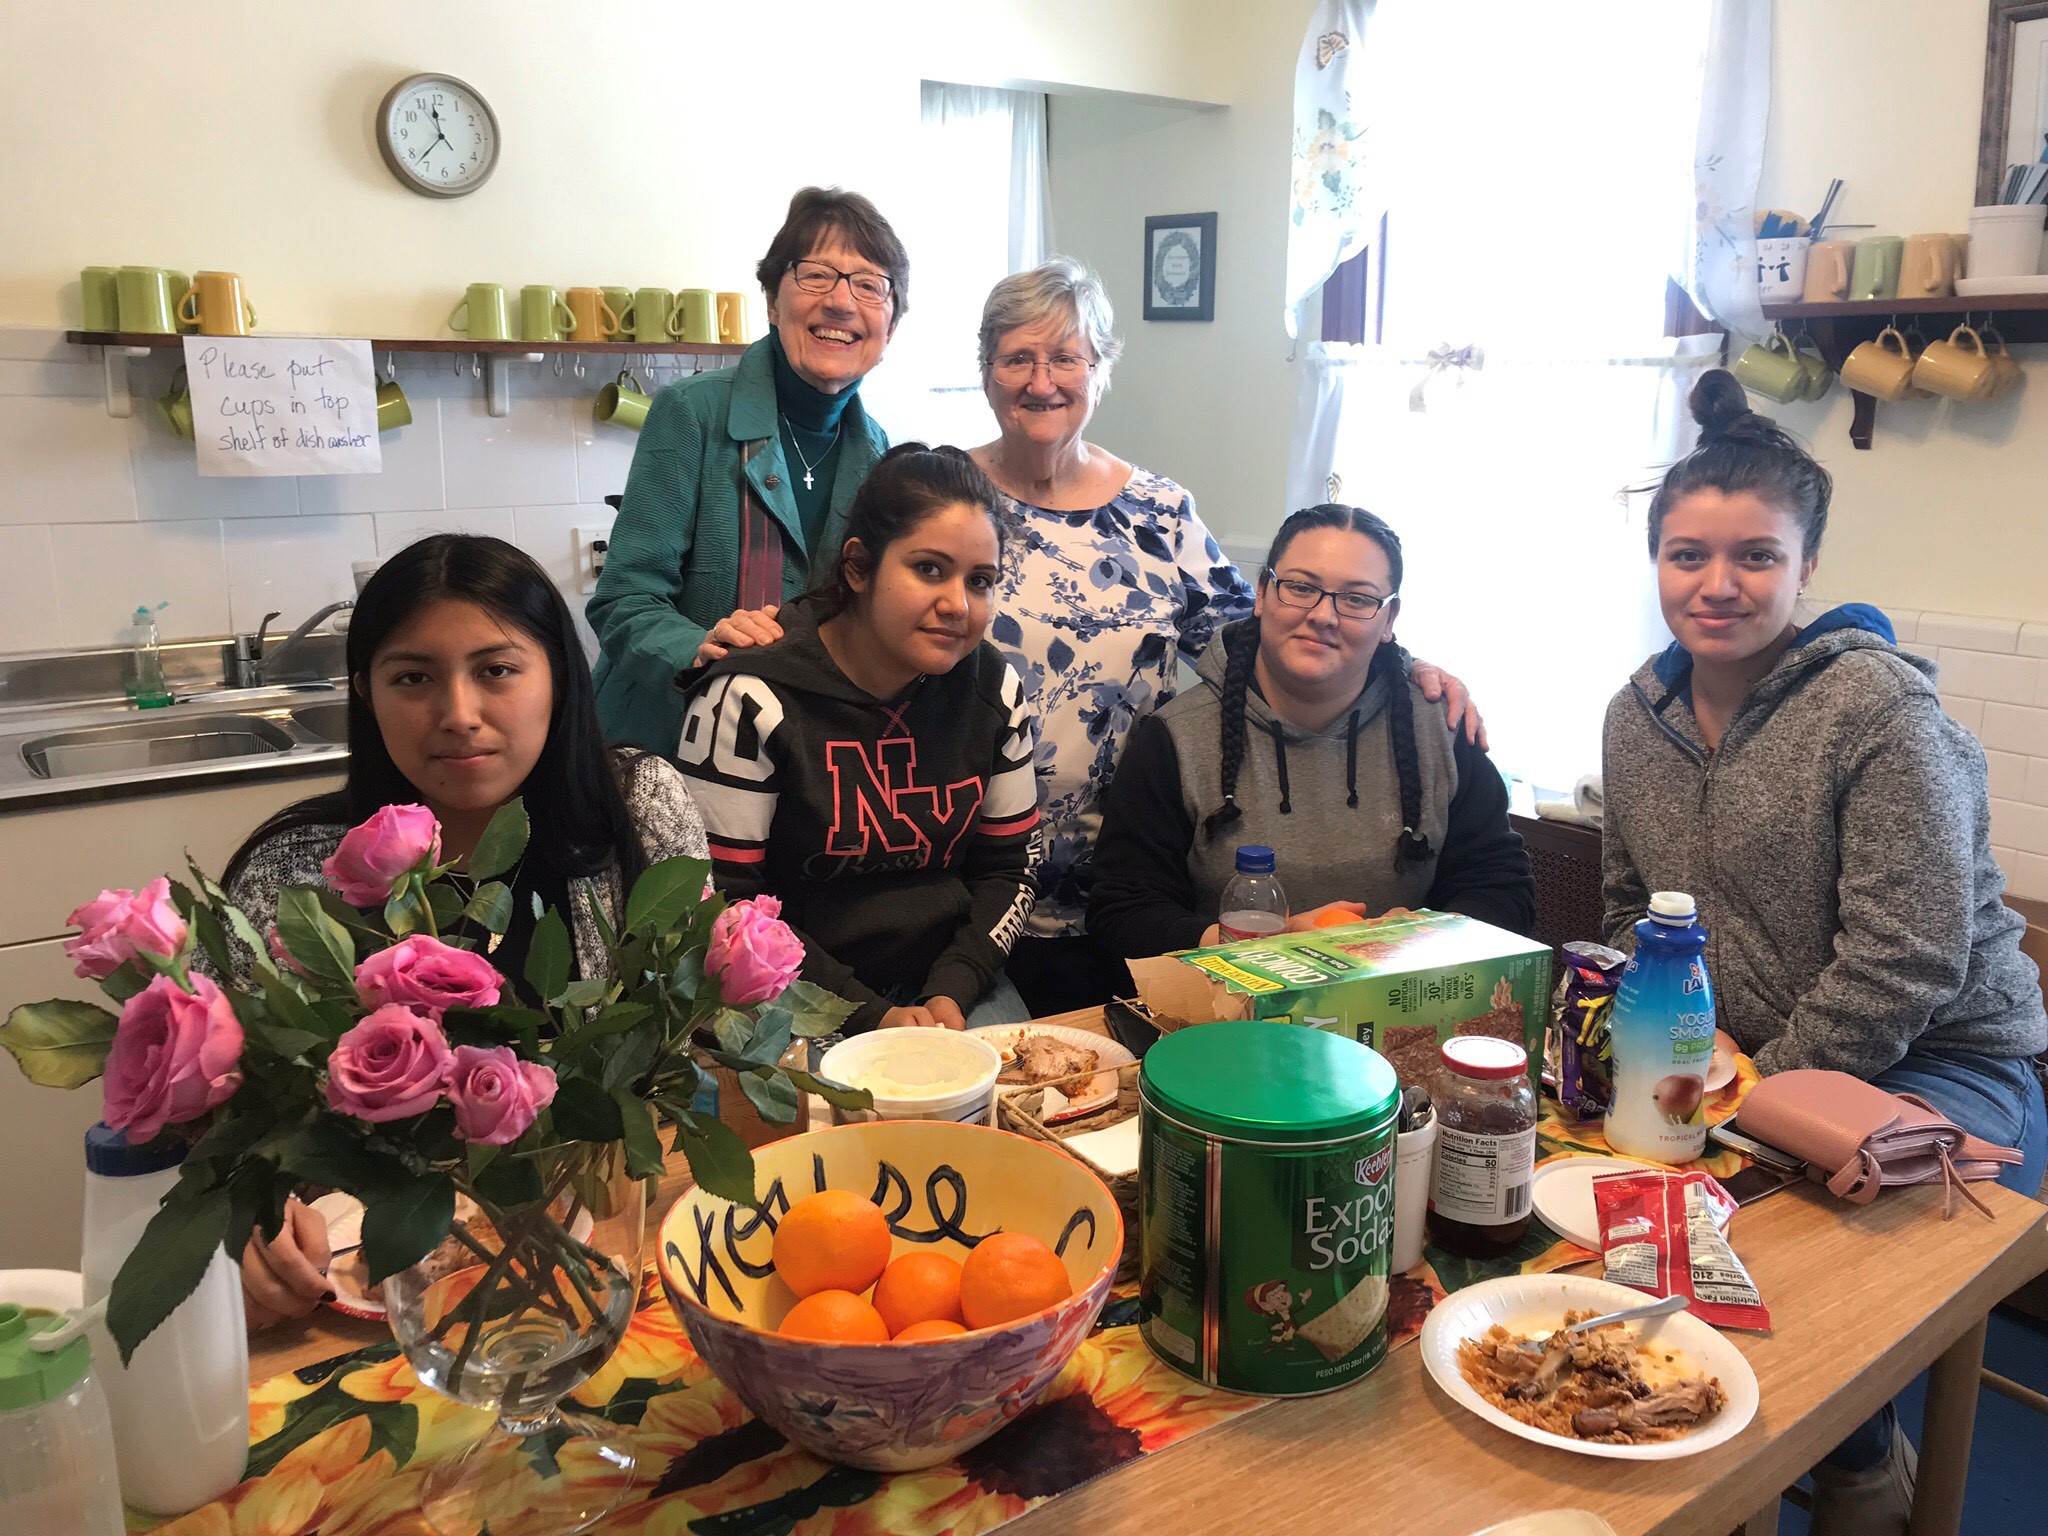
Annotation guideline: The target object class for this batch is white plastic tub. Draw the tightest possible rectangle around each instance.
[819,1030,1004,1125]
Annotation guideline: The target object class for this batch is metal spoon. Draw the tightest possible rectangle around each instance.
[1514,1293,1690,1352]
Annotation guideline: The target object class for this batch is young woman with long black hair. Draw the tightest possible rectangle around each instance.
[1089,503,1533,953]
[222,533,707,1328]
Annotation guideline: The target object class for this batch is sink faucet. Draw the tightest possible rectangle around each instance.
[226,601,354,688]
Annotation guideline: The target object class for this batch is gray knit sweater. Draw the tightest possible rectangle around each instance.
[221,751,708,983]
[1601,605,2046,1078]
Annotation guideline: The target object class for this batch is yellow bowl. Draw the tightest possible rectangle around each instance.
[656,1119,1121,1470]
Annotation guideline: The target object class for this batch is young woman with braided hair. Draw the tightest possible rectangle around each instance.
[1088,504,1533,955]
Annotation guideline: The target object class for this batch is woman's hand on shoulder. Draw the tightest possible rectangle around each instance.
[692,605,784,667]
[1410,659,1488,750]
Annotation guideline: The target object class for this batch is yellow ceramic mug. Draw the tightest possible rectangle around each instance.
[1839,326,1918,403]
[1912,324,1994,402]
[178,271,257,337]
[566,288,619,345]
[716,292,749,344]
[1982,325,2022,396]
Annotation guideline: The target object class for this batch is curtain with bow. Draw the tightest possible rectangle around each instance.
[1687,0,1773,340]
[1285,0,1381,339]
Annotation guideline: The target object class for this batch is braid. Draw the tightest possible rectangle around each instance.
[1201,618,1260,840]
[1381,643,1434,868]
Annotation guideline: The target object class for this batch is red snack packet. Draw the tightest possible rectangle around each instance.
[1593,1169,1771,1331]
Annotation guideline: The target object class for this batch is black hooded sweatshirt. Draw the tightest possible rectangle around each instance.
[676,598,1040,1030]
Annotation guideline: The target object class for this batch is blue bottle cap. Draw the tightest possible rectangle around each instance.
[84,1122,188,1177]
[1234,845,1276,874]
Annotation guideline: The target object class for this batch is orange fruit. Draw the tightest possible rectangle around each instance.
[773,1190,893,1298]
[1314,906,1363,928]
[872,1252,965,1336]
[779,1289,890,1343]
[893,1318,968,1342]
[959,1232,1072,1329]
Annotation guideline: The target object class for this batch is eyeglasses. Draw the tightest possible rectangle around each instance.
[990,351,1096,386]
[788,259,894,307]
[1265,571,1392,620]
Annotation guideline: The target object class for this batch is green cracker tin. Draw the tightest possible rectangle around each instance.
[1138,1021,1400,1396]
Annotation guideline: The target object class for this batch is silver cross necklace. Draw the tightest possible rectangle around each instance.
[781,415,842,491]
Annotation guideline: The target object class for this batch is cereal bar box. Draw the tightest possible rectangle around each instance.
[1129,910,1552,1089]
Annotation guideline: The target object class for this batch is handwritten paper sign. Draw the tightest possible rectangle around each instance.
[183,336,382,477]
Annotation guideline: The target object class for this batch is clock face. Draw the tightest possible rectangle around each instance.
[378,74,499,198]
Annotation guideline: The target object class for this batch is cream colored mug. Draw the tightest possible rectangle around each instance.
[1912,324,1994,402]
[1840,326,1918,402]
[1801,241,1854,303]
[1899,234,1958,300]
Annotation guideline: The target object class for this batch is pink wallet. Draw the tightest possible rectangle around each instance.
[1735,1068,2022,1219]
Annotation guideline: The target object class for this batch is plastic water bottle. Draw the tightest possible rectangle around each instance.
[1218,845,1289,941]
[0,1303,126,1536]
[80,1124,248,1515]
[1604,891,1715,1162]
[126,603,171,709]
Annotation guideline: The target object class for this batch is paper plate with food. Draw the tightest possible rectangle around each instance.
[315,1191,595,1320]
[970,1024,1136,1123]
[1419,1273,1758,1460]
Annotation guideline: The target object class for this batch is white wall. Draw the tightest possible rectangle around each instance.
[1756,0,2048,626]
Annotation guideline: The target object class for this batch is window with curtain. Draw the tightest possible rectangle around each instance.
[864,83,1049,448]
[1289,0,1746,793]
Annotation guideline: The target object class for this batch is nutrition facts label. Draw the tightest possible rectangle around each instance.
[1431,1124,1535,1224]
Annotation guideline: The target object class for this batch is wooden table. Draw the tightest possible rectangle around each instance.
[249,1009,2048,1536]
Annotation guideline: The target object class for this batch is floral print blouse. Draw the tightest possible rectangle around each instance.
[990,468,1255,939]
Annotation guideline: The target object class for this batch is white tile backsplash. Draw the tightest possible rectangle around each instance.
[513,502,617,660]
[573,412,638,505]
[0,395,136,526]
[126,410,301,522]
[51,521,226,646]
[0,527,61,653]
[1980,702,2048,758]
[372,507,516,556]
[1987,749,2027,802]
[2019,622,2048,660]
[1918,612,2021,653]
[1944,696,1984,733]
[294,400,445,519]
[221,516,376,633]
[1935,647,2040,706]
[442,395,579,510]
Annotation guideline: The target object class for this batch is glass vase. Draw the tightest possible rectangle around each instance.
[383,1145,647,1536]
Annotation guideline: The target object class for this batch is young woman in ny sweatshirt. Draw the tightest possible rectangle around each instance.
[1089,504,1533,955]
[678,444,1039,1032]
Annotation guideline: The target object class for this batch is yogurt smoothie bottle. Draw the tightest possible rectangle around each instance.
[1603,891,1714,1163]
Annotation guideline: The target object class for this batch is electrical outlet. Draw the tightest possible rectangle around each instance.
[574,525,611,594]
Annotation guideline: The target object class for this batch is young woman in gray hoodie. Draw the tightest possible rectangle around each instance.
[1089,505,1533,953]
[1602,370,2047,1531]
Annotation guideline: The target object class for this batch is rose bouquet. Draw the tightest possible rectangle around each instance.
[0,799,862,1369]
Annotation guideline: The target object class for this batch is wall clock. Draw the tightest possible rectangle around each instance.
[377,73,499,198]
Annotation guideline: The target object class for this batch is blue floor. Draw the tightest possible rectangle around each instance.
[1777,1305,2048,1535]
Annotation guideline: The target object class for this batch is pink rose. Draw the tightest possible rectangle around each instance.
[323,804,442,907]
[705,896,804,1007]
[65,877,188,980]
[324,1004,453,1123]
[355,935,503,1018]
[266,924,311,978]
[103,973,244,1143]
[445,1045,557,1146]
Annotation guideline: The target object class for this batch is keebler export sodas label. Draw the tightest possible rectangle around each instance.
[1138,1106,1396,1396]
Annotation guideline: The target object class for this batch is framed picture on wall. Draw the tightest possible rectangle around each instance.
[1143,212,1217,321]
[1978,2,2048,204]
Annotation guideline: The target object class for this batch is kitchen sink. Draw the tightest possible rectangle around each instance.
[22,713,299,780]
[289,700,350,743]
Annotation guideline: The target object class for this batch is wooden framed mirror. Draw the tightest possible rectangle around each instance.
[1979,2,2048,204]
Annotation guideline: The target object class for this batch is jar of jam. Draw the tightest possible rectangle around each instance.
[1425,1035,1538,1258]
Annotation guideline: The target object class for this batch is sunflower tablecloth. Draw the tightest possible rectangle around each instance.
[136,1062,1758,1536]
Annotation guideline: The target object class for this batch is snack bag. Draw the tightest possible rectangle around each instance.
[1547,941,1626,1120]
[1593,1169,1771,1331]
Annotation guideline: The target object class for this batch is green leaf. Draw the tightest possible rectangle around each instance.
[624,855,711,936]
[712,1008,753,1055]
[551,1077,626,1143]
[525,908,571,1005]
[600,1026,660,1095]
[106,1182,232,1364]
[247,1018,324,1061]
[470,1150,543,1207]
[220,902,272,970]
[383,879,426,939]
[425,883,465,934]
[189,904,233,978]
[738,1070,801,1124]
[100,962,151,1004]
[666,951,703,1003]
[466,1141,500,1181]
[553,1003,653,1060]
[582,883,617,952]
[462,881,513,936]
[0,1000,119,1088]
[277,887,357,987]
[183,854,230,907]
[783,980,860,1038]
[559,978,608,1011]
[276,1121,406,1198]
[362,1173,455,1286]
[747,1006,794,1067]
[315,889,386,938]
[781,1067,875,1113]
[679,1117,757,1206]
[615,1090,665,1178]
[468,799,530,881]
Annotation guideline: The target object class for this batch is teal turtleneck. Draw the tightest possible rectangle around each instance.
[769,327,855,551]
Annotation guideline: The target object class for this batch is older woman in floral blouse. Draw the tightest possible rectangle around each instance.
[697,258,1483,1014]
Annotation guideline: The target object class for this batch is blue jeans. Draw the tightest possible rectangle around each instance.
[1825,1048,2046,1471]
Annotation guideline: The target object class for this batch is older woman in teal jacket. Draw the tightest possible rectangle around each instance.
[589,187,904,754]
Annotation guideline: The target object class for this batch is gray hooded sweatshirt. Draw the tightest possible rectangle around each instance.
[1602,603,2046,1078]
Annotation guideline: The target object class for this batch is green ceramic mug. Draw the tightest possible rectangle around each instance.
[617,287,675,345]
[448,282,513,341]
[671,289,718,344]
[156,366,194,439]
[80,267,120,331]
[520,284,577,342]
[596,369,652,430]
[1850,236,1904,302]
[376,380,413,432]
[1789,333,1832,401]
[117,266,178,334]
[1730,331,1805,405]
[600,287,633,339]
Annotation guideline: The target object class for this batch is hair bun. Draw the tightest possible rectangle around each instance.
[1690,369,1757,439]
